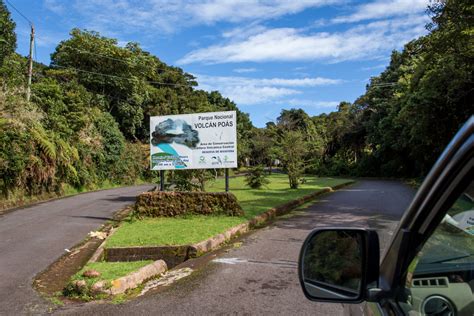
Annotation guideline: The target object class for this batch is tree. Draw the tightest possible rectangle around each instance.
[280,131,307,189]
[0,0,16,66]
[245,165,269,189]
[248,128,274,166]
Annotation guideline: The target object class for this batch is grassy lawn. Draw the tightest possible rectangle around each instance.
[71,261,153,283]
[209,174,352,219]
[107,215,244,247]
[106,174,352,248]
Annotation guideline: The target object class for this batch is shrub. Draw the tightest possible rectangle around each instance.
[245,165,269,189]
[134,191,244,217]
[280,131,307,189]
[171,169,214,192]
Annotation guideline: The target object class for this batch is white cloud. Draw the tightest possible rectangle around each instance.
[194,74,341,105]
[196,74,342,87]
[213,86,299,106]
[191,0,343,24]
[286,99,339,108]
[43,0,65,14]
[178,15,429,64]
[331,0,428,24]
[233,68,258,73]
[35,34,61,47]
[222,23,268,41]
[361,64,387,71]
[53,0,342,35]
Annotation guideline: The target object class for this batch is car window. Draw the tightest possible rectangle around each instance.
[398,180,474,315]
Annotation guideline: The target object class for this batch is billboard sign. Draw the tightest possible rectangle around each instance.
[150,111,238,170]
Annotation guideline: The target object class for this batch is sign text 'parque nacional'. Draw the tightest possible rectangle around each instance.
[150,111,237,170]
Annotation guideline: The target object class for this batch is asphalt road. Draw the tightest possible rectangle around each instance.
[55,180,415,316]
[0,185,153,315]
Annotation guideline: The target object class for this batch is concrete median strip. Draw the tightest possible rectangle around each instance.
[110,259,167,295]
[187,222,249,257]
[92,259,168,295]
[102,180,355,266]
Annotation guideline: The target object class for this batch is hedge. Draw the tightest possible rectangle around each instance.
[134,191,244,217]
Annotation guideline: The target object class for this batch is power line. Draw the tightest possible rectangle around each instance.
[5,0,32,25]
[52,64,195,88]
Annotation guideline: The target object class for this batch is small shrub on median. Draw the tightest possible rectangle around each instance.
[134,191,244,217]
[245,165,269,189]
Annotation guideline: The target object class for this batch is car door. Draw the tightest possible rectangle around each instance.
[361,180,474,315]
[397,180,474,315]
[368,116,474,315]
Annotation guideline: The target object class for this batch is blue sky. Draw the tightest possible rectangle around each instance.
[8,0,430,127]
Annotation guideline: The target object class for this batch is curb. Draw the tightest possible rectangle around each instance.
[188,222,250,257]
[110,259,167,295]
[92,259,168,296]
[88,227,117,263]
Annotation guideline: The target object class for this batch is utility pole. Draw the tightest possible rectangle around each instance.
[26,24,34,102]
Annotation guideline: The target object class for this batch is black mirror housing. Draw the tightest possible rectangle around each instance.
[298,228,380,303]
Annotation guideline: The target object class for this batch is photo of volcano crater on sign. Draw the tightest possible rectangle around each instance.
[151,119,199,148]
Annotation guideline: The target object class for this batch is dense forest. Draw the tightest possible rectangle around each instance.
[0,0,472,206]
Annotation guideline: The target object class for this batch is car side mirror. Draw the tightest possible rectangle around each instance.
[298,228,380,303]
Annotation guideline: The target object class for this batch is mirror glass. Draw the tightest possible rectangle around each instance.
[301,230,364,300]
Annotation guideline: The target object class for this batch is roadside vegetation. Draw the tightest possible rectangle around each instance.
[107,175,351,247]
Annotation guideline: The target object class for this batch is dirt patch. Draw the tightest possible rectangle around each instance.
[34,237,104,296]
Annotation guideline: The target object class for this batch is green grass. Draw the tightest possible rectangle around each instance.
[107,215,244,247]
[208,174,352,219]
[72,261,153,283]
[106,175,352,247]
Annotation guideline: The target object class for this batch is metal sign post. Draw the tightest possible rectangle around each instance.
[160,170,165,191]
[225,168,229,192]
